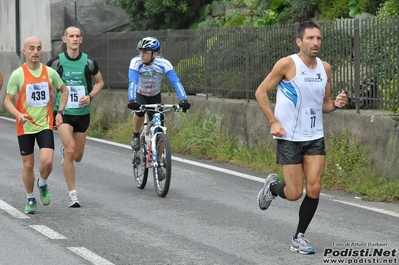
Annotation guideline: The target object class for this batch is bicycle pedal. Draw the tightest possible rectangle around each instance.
[132,155,141,165]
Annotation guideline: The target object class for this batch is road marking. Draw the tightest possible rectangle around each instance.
[171,156,267,182]
[2,117,398,219]
[30,225,67,239]
[333,199,399,218]
[67,247,115,265]
[0,199,30,219]
[87,137,266,182]
[87,137,399,219]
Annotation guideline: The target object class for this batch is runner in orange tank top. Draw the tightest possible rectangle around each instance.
[4,36,68,214]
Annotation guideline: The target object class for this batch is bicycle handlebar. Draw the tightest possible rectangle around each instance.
[136,103,182,112]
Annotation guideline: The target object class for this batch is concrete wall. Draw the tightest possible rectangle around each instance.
[91,90,399,181]
[0,0,16,51]
[49,0,130,56]
[0,0,127,101]
[0,0,52,101]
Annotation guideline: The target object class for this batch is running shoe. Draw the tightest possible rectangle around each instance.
[60,146,65,166]
[290,233,316,254]
[37,179,51,206]
[157,166,166,181]
[131,136,140,151]
[257,173,279,210]
[25,198,37,214]
[68,191,81,208]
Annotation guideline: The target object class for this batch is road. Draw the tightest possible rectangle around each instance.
[0,117,398,265]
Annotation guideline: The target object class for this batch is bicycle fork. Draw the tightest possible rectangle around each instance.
[148,134,159,167]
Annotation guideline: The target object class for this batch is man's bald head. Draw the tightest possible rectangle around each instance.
[23,36,42,48]
[22,36,42,67]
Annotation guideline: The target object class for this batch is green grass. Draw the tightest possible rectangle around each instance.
[0,109,14,118]
[324,132,399,201]
[87,112,398,202]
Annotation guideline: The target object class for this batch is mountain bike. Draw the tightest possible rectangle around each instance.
[131,103,182,197]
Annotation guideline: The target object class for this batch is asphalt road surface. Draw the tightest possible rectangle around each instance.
[0,117,398,265]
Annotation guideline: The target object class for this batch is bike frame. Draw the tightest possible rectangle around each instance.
[138,104,179,168]
[131,103,182,197]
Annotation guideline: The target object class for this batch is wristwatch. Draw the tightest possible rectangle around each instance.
[57,109,65,115]
[89,94,94,102]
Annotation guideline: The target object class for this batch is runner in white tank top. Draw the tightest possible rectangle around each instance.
[274,54,328,141]
[254,21,347,255]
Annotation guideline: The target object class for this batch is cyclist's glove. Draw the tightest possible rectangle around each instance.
[179,99,191,112]
[127,100,141,110]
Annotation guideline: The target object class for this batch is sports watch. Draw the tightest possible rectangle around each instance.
[57,109,65,115]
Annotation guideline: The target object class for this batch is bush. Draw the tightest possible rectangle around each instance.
[175,56,205,95]
[224,13,247,27]
[359,0,385,15]
[318,0,351,20]
[378,0,399,17]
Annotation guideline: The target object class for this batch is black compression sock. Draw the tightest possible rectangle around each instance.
[133,132,140,137]
[270,182,286,199]
[294,195,319,238]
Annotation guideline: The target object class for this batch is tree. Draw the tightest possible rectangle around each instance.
[106,0,212,30]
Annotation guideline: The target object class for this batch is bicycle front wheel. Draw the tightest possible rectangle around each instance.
[133,137,148,189]
[153,133,172,197]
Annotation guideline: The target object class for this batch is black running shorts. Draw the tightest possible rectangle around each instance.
[276,137,326,165]
[17,129,55,156]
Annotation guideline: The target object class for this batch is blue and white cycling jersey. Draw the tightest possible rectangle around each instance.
[127,55,187,101]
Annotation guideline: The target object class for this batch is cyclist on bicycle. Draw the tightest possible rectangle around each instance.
[127,37,190,151]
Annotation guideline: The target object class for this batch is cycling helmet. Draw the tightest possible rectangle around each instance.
[137,37,161,51]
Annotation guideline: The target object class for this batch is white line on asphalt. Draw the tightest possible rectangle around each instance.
[67,247,115,265]
[29,225,67,239]
[87,137,267,182]
[1,117,398,219]
[332,199,399,218]
[0,199,30,219]
[87,137,399,219]
[0,117,14,122]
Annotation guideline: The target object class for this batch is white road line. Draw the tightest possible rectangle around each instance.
[89,138,399,219]
[29,225,67,239]
[171,156,266,182]
[2,117,398,219]
[88,137,266,182]
[333,199,399,218]
[67,247,115,265]
[0,199,30,219]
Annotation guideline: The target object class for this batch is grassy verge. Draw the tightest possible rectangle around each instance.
[0,109,14,118]
[87,111,399,202]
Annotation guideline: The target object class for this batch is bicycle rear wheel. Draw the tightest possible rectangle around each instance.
[153,133,172,197]
[133,137,148,189]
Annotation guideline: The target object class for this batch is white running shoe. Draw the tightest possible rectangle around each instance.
[257,173,279,210]
[68,191,81,208]
[290,233,315,254]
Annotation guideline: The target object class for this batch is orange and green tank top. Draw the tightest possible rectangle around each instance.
[7,63,63,136]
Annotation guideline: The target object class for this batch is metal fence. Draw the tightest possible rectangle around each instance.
[80,17,399,112]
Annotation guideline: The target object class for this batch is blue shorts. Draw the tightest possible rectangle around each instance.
[276,137,326,165]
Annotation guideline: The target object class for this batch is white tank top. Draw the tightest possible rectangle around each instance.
[274,54,328,142]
